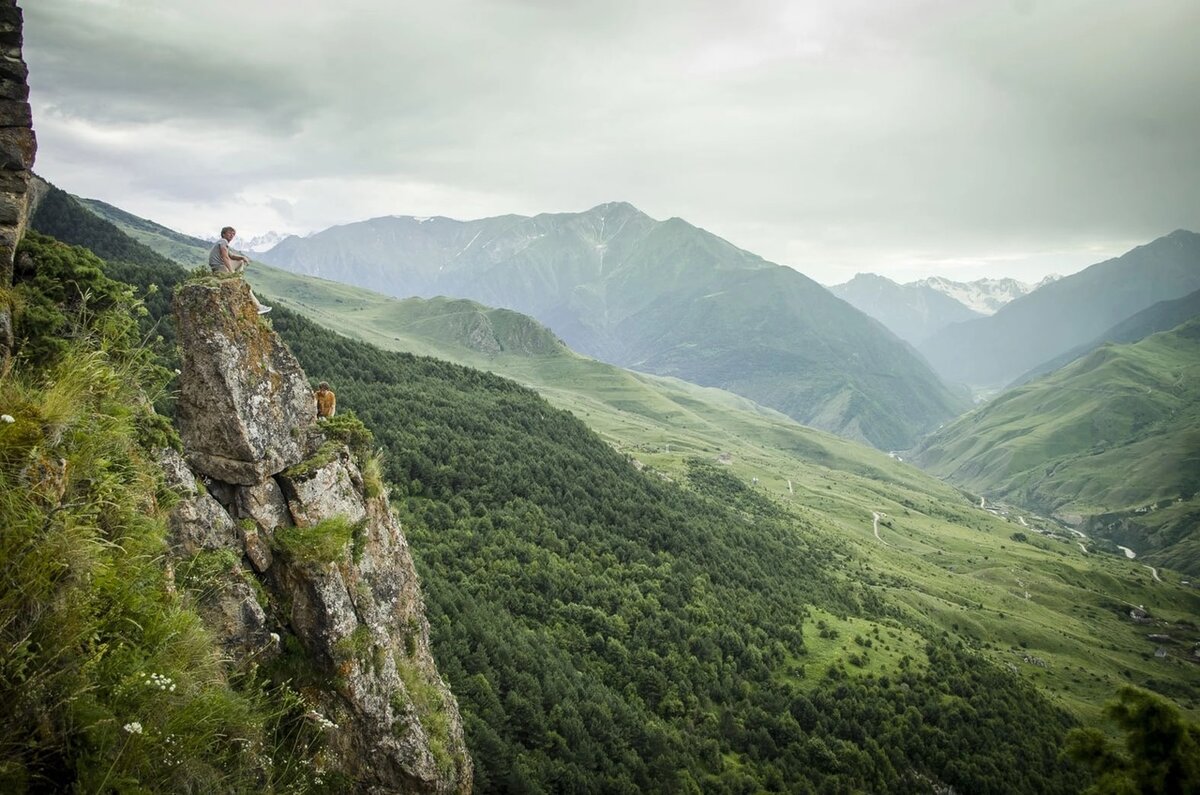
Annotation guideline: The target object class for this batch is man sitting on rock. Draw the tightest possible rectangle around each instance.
[315,381,336,419]
[209,226,272,314]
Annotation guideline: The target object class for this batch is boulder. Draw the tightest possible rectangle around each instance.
[234,478,293,572]
[167,489,240,556]
[277,446,367,528]
[237,477,293,532]
[174,279,316,484]
[196,579,274,660]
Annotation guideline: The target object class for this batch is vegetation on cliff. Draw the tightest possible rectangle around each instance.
[0,235,328,791]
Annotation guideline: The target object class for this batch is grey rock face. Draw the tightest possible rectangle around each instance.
[270,480,471,794]
[174,279,316,484]
[168,489,240,556]
[197,578,274,659]
[0,1,36,363]
[165,279,471,792]
[158,448,198,495]
[237,477,293,533]
[278,449,367,528]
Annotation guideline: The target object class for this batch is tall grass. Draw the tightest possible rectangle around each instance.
[0,235,329,791]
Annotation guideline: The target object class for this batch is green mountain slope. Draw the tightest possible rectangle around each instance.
[257,202,967,449]
[38,187,1200,791]
[243,259,964,471]
[1014,287,1200,386]
[76,194,212,266]
[918,230,1200,387]
[914,320,1200,574]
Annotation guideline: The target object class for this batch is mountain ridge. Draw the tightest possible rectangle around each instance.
[828,273,986,345]
[917,230,1200,387]
[916,274,1051,315]
[1013,287,1200,385]
[259,201,966,449]
[913,317,1200,575]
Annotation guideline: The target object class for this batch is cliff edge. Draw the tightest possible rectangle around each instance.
[0,0,36,362]
[168,276,472,793]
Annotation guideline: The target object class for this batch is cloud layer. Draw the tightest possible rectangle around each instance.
[23,0,1200,283]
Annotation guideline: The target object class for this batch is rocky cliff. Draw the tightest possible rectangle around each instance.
[0,0,36,362]
[167,276,472,793]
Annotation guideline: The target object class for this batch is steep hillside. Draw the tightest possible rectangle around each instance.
[257,202,967,449]
[36,181,1200,792]
[829,272,984,344]
[914,320,1200,574]
[1015,287,1200,385]
[1,233,471,791]
[76,194,211,266]
[918,230,1200,387]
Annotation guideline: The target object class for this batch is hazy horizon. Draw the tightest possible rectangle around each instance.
[24,0,1200,284]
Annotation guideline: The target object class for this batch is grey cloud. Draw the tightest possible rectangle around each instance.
[25,3,316,132]
[21,0,1200,283]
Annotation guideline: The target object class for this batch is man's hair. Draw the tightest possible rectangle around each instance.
[318,381,330,390]
[221,226,235,236]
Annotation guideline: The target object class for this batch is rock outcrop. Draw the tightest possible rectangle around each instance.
[166,278,473,793]
[0,1,36,362]
[174,278,316,484]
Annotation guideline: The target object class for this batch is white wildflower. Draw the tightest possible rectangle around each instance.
[0,415,13,424]
[123,721,143,735]
[146,672,176,691]
[305,710,338,731]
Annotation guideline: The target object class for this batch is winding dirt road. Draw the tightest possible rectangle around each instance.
[872,512,890,546]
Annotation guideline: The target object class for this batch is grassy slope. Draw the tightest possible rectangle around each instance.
[1013,287,1200,386]
[76,194,1200,725]
[77,195,212,267]
[918,230,1200,387]
[915,321,1200,553]
[247,261,1200,724]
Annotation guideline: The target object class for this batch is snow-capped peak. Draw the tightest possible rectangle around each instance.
[912,276,1038,315]
[236,230,291,253]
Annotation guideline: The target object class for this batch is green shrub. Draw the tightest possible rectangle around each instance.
[362,450,385,500]
[394,659,457,779]
[273,516,356,566]
[320,409,374,458]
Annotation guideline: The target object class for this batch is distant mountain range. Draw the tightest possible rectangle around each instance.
[913,318,1200,575]
[257,202,968,449]
[828,274,1056,346]
[1013,287,1200,386]
[239,230,293,252]
[919,275,1058,315]
[916,231,1200,387]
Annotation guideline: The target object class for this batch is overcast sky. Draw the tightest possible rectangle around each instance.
[22,0,1200,284]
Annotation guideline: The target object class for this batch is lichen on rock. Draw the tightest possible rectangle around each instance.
[173,278,316,485]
